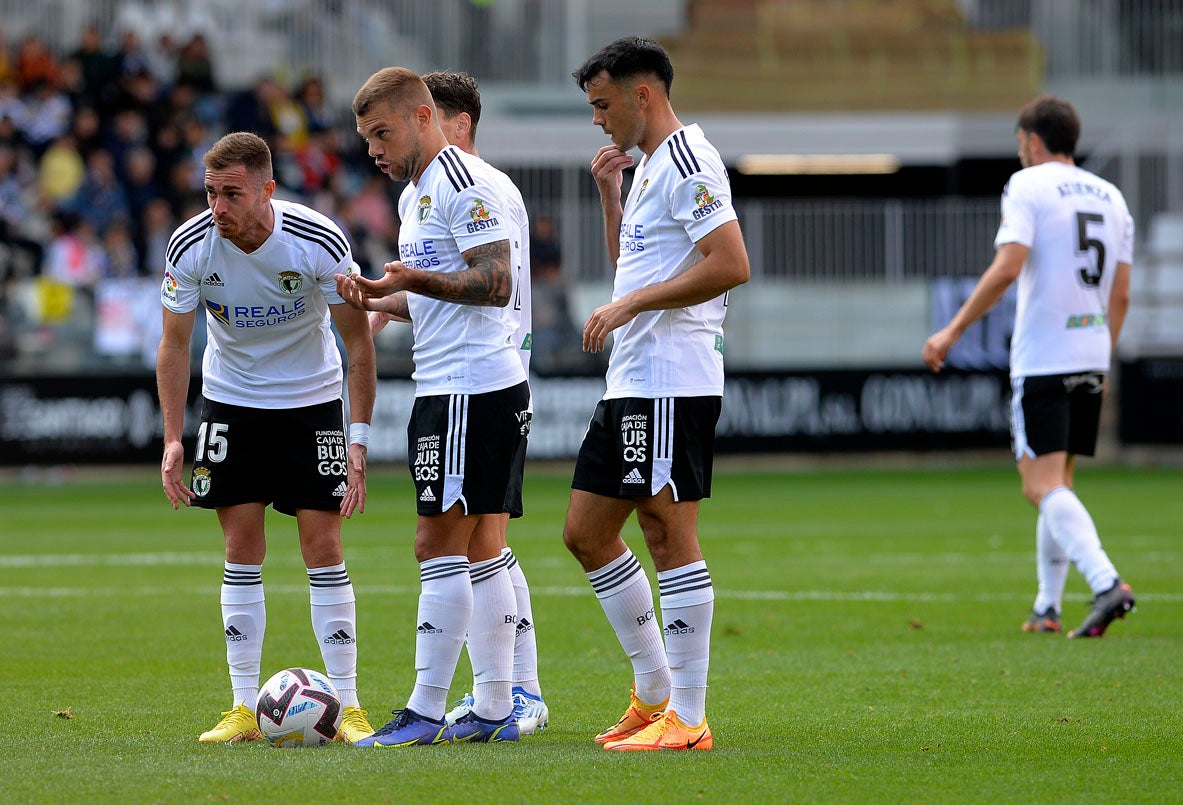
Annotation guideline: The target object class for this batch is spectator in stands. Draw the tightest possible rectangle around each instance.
[145,32,178,88]
[0,143,42,280]
[137,196,175,276]
[297,75,337,134]
[37,134,85,206]
[67,148,130,235]
[21,79,73,158]
[0,78,28,142]
[122,145,163,227]
[15,35,60,93]
[175,33,216,95]
[70,105,104,159]
[70,23,120,113]
[44,211,104,291]
[100,217,138,278]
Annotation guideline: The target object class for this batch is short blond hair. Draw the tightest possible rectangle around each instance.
[203,131,273,180]
[352,66,434,118]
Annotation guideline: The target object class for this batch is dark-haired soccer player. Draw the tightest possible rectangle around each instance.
[157,131,377,743]
[924,95,1136,639]
[563,36,750,751]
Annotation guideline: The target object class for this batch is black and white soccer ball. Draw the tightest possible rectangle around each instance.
[255,667,342,747]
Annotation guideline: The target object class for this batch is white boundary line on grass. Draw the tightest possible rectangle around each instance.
[2,583,1180,603]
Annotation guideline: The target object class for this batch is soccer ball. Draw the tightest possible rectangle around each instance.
[255,667,342,747]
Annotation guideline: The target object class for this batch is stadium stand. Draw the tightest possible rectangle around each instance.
[661,0,1042,111]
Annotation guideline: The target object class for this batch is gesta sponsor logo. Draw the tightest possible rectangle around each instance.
[466,199,500,233]
[692,183,723,220]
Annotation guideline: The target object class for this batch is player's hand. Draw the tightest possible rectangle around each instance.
[161,441,194,510]
[369,310,393,337]
[583,297,638,353]
[590,145,633,205]
[922,328,957,373]
[340,442,367,518]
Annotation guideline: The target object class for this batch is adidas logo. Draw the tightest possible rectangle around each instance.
[622,468,645,485]
[419,485,436,503]
[225,625,248,642]
[323,628,356,645]
[516,617,534,635]
[203,272,225,287]
[664,618,695,636]
[417,621,444,634]
[332,481,347,497]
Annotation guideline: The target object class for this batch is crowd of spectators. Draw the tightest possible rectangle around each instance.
[0,22,590,375]
[0,22,406,368]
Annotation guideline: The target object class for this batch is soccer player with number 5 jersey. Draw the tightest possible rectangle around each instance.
[924,95,1136,639]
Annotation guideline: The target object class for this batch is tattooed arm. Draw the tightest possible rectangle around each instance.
[339,240,513,308]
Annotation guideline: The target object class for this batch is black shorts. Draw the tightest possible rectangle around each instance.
[501,411,531,519]
[407,381,530,516]
[572,396,721,502]
[1010,372,1105,459]
[190,397,347,516]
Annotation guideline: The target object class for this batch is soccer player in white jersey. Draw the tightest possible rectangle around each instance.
[564,37,750,751]
[924,95,1136,639]
[156,132,377,743]
[341,67,530,747]
[368,70,549,736]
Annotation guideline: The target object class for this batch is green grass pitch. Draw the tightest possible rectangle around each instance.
[1,461,1180,803]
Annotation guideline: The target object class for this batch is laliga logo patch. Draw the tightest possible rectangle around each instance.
[192,467,211,497]
[468,199,491,222]
[161,270,179,303]
[278,271,302,294]
[417,195,432,224]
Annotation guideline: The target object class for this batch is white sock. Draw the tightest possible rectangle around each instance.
[308,562,359,709]
[405,556,471,721]
[504,547,541,696]
[468,554,517,721]
[1033,512,1069,615]
[658,561,714,726]
[1041,486,1119,595]
[587,549,670,707]
[221,562,265,710]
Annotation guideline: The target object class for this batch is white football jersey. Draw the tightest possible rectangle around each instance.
[396,145,527,396]
[398,162,532,378]
[160,199,355,408]
[994,161,1134,377]
[605,124,738,399]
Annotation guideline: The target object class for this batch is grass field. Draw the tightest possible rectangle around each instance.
[1,460,1180,804]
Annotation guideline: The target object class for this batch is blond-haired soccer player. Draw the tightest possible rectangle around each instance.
[157,132,377,743]
[342,67,529,746]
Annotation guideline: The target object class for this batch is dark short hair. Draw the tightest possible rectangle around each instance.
[1016,95,1081,158]
[422,70,481,140]
[203,131,273,180]
[352,66,432,119]
[572,36,674,94]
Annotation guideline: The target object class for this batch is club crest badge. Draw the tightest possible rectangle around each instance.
[192,467,211,497]
[417,195,432,224]
[278,271,302,294]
